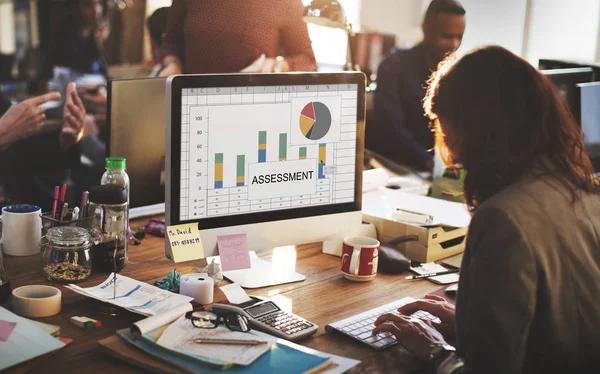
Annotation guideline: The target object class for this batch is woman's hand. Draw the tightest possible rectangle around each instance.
[373,312,449,361]
[60,82,86,151]
[0,92,61,149]
[397,295,457,341]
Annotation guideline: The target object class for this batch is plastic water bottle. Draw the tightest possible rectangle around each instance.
[101,157,130,205]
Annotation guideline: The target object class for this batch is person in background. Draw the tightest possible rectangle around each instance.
[146,7,170,77]
[159,0,316,76]
[0,83,85,210]
[371,0,465,171]
[52,0,108,76]
[52,0,109,114]
[373,46,600,373]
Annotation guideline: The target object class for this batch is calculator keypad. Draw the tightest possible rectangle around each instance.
[257,311,313,335]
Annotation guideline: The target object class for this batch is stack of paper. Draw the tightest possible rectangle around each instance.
[66,273,194,316]
[0,307,66,371]
[156,315,277,366]
[102,304,360,374]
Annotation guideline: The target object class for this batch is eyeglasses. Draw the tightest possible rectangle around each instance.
[185,310,251,332]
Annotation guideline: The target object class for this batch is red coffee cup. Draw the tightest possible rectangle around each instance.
[341,236,379,281]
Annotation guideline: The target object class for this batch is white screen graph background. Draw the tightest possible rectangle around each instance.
[179,84,358,221]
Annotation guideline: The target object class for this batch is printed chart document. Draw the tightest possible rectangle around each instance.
[156,315,277,366]
[0,307,65,371]
[66,273,193,316]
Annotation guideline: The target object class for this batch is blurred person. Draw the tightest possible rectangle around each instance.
[53,0,109,114]
[159,0,316,76]
[371,0,465,171]
[147,6,170,77]
[373,46,600,373]
[0,83,86,209]
[53,0,108,76]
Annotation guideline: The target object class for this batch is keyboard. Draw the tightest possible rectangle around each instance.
[325,297,441,350]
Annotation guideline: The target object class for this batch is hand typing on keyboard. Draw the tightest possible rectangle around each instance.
[372,295,456,360]
[396,295,456,341]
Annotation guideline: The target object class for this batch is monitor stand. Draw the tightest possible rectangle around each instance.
[206,251,305,289]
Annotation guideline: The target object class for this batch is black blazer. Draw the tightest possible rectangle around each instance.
[455,172,600,373]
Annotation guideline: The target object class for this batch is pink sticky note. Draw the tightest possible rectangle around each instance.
[217,234,251,271]
[0,320,17,342]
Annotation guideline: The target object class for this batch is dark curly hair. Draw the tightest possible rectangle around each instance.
[424,45,599,211]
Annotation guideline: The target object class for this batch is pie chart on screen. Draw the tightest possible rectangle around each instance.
[299,101,331,140]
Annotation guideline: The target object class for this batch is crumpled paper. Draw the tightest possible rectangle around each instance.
[193,259,223,285]
[154,268,182,293]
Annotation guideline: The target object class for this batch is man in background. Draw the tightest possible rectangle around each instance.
[371,0,466,171]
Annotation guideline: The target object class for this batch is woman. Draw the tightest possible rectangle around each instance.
[158,0,316,75]
[373,46,600,373]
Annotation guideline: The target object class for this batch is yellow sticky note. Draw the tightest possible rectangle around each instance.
[166,223,205,262]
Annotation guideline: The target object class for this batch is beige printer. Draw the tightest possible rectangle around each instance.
[362,188,471,263]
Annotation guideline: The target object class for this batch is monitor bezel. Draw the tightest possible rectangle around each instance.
[167,72,366,230]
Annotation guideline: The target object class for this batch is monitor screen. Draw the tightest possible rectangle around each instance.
[178,83,358,222]
[166,73,365,231]
[579,82,600,151]
[542,67,594,117]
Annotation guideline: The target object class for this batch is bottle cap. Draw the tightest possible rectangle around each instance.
[89,185,127,205]
[105,157,126,170]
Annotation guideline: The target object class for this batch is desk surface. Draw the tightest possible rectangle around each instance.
[3,228,442,373]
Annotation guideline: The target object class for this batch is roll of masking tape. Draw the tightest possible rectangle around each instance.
[11,285,62,318]
[180,273,214,305]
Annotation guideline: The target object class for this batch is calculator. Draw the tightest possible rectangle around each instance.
[212,297,318,341]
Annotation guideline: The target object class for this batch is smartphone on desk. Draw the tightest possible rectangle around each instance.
[212,297,318,341]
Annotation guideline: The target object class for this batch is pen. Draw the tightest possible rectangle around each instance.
[80,191,89,218]
[57,184,67,220]
[59,202,69,222]
[405,269,459,280]
[51,186,59,219]
[192,338,268,346]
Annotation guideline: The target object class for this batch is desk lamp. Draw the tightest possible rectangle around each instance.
[303,0,357,71]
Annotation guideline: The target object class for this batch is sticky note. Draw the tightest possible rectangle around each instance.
[220,283,252,304]
[0,320,17,342]
[167,223,205,263]
[217,234,251,271]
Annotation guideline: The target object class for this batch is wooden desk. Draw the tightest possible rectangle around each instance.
[3,232,442,373]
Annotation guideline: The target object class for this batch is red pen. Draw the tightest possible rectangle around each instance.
[57,184,67,221]
[52,186,60,219]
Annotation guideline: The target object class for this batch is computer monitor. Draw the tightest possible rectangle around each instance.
[107,77,167,217]
[539,59,600,81]
[577,81,600,159]
[542,67,594,118]
[165,73,366,257]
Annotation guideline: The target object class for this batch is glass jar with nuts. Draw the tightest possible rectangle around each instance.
[42,226,93,282]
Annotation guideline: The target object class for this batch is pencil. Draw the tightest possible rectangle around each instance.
[192,338,268,345]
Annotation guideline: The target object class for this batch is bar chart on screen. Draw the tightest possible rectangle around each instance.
[178,84,358,221]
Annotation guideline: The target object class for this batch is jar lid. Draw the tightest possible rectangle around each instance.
[89,185,127,204]
[47,226,92,247]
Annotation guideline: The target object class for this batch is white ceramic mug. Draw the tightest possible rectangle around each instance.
[0,205,42,256]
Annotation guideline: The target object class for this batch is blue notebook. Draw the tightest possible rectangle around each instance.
[117,329,330,374]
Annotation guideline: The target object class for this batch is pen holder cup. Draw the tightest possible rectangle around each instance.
[41,211,93,236]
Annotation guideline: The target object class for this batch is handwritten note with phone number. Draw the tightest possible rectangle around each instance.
[166,224,205,263]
